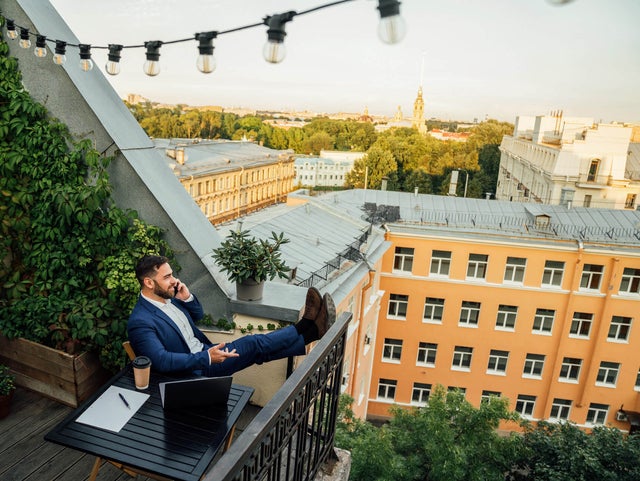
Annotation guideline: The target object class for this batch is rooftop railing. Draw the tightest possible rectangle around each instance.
[203,312,350,481]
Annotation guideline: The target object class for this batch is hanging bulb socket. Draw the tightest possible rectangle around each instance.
[79,43,94,71]
[34,35,47,58]
[6,19,19,40]
[196,31,217,74]
[19,28,31,49]
[143,40,162,76]
[377,0,407,44]
[53,40,67,65]
[105,44,123,76]
[262,11,296,64]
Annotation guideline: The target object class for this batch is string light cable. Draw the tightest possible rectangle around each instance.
[0,0,413,76]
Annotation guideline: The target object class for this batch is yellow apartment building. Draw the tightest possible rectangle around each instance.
[361,194,640,433]
[154,138,295,225]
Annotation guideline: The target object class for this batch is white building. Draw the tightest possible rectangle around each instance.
[497,113,640,209]
[294,150,364,188]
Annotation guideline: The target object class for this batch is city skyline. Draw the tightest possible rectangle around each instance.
[47,0,640,123]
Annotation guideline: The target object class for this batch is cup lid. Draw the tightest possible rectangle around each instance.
[132,355,151,368]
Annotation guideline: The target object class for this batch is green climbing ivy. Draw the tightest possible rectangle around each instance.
[0,22,173,372]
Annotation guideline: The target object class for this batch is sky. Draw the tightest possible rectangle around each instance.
[47,0,640,123]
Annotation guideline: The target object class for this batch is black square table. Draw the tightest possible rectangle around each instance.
[45,365,254,481]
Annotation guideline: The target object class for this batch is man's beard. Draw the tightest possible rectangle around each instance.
[152,280,174,300]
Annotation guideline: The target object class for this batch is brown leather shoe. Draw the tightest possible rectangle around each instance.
[301,287,322,321]
[314,292,336,339]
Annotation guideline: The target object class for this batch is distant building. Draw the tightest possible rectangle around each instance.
[412,86,426,134]
[155,138,295,225]
[497,113,640,209]
[428,129,470,142]
[293,150,365,188]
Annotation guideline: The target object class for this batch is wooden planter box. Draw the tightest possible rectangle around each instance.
[0,335,109,407]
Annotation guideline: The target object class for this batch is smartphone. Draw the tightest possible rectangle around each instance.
[174,283,179,295]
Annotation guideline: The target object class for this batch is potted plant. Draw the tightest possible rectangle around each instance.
[0,364,16,419]
[212,229,291,300]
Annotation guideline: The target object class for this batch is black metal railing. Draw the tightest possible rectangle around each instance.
[203,312,350,481]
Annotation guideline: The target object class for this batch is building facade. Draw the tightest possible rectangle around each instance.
[293,150,364,188]
[497,113,640,209]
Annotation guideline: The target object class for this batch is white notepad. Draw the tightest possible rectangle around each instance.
[75,386,149,432]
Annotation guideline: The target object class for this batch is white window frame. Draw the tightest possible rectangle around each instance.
[387,294,409,320]
[459,301,481,327]
[495,304,517,331]
[504,257,526,284]
[466,253,488,280]
[523,354,545,379]
[423,297,444,324]
[481,390,501,403]
[393,247,414,273]
[515,394,536,418]
[452,346,473,371]
[430,250,451,277]
[382,338,403,363]
[542,260,564,287]
[620,267,640,295]
[580,263,604,291]
[595,361,620,387]
[586,403,609,426]
[635,369,640,392]
[549,398,572,421]
[416,342,437,367]
[569,312,593,339]
[532,308,555,335]
[487,349,509,375]
[411,382,432,406]
[377,378,397,401]
[608,316,632,342]
[559,357,582,383]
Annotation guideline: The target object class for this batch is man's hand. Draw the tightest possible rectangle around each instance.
[208,343,239,364]
[173,279,191,300]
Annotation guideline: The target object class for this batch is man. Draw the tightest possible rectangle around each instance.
[127,255,335,377]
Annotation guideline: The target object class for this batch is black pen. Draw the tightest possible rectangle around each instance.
[119,392,131,409]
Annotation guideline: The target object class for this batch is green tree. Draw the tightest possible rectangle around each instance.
[302,131,334,155]
[345,146,397,190]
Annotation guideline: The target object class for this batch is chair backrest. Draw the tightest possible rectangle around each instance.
[122,341,136,361]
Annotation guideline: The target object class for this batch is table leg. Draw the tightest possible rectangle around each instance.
[89,457,102,481]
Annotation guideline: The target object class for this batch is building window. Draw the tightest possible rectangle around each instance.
[430,250,451,276]
[569,312,593,339]
[481,390,501,403]
[459,301,481,327]
[487,350,509,375]
[382,338,403,363]
[542,260,564,287]
[549,398,572,421]
[387,294,409,319]
[532,308,555,334]
[625,193,637,209]
[466,253,488,279]
[587,159,599,182]
[504,257,526,283]
[377,378,397,401]
[580,264,604,291]
[620,268,640,294]
[417,342,438,366]
[608,316,632,342]
[523,354,545,378]
[586,403,609,425]
[423,298,444,323]
[393,247,414,273]
[596,361,620,387]
[412,383,432,406]
[636,369,640,391]
[495,304,518,331]
[452,346,473,370]
[583,195,592,208]
[559,357,582,382]
[515,395,536,417]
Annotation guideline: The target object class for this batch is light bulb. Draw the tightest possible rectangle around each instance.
[6,20,18,40]
[53,40,67,65]
[34,35,47,58]
[19,28,30,49]
[196,31,217,74]
[376,0,407,45]
[143,41,162,76]
[263,40,286,64]
[105,44,123,76]
[79,44,93,72]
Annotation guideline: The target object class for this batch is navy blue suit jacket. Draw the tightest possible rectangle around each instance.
[127,295,212,374]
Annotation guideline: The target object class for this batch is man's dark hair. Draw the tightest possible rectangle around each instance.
[135,255,170,285]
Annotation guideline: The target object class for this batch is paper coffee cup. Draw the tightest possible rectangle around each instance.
[132,356,152,390]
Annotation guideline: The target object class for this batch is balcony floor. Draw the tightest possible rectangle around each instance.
[0,387,259,481]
